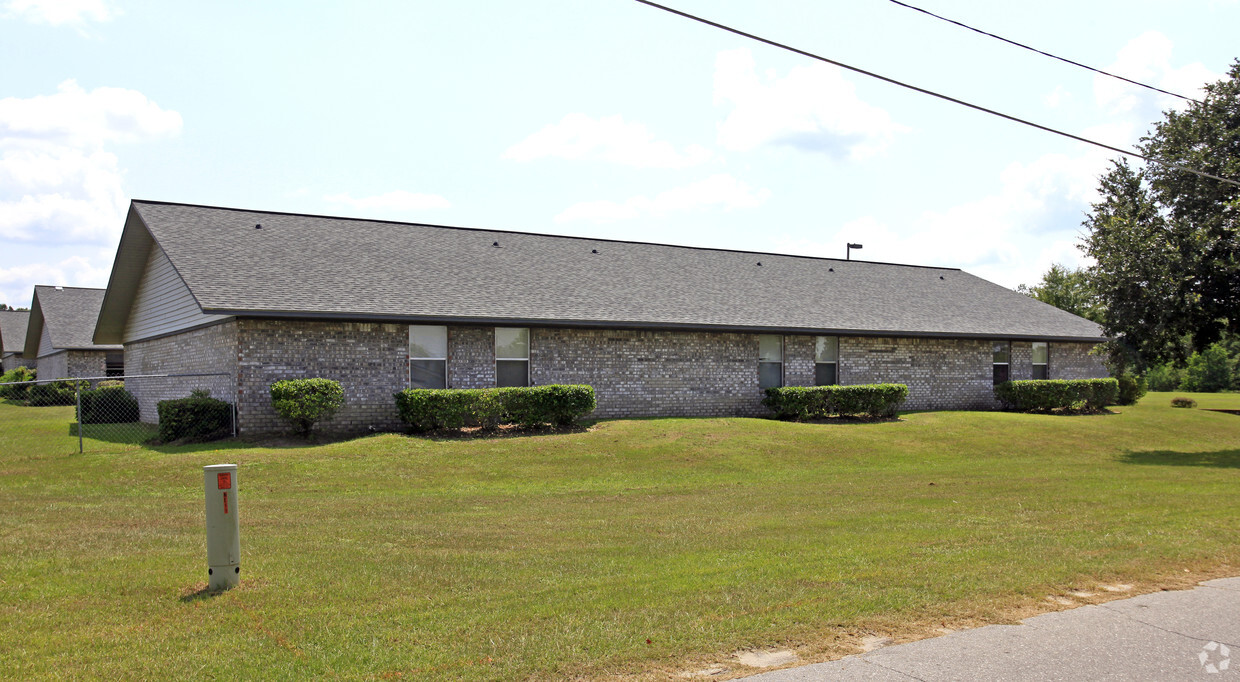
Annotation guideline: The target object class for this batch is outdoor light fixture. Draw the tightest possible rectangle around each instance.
[847,243,863,260]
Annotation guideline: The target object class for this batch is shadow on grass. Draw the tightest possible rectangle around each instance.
[1119,449,1240,468]
[178,583,228,602]
[67,421,157,444]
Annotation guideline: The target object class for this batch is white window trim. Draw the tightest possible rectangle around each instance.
[758,334,784,389]
[814,335,839,386]
[495,327,531,387]
[409,325,448,389]
[1032,342,1050,380]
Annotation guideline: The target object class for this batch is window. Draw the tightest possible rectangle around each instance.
[496,327,529,387]
[815,336,838,385]
[992,341,1010,385]
[758,334,783,389]
[1032,342,1049,380]
[105,351,124,378]
[409,325,447,389]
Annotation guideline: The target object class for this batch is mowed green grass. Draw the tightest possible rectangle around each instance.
[1,392,1238,679]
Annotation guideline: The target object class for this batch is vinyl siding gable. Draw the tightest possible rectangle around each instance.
[124,244,229,343]
[38,322,56,357]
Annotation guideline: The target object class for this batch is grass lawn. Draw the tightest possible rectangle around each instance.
[1,391,1238,679]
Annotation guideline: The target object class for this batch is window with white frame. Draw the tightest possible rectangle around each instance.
[758,334,783,389]
[815,336,838,385]
[409,325,448,389]
[993,341,1011,385]
[1032,342,1049,380]
[495,327,530,387]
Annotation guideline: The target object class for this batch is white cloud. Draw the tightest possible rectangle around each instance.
[714,48,909,159]
[324,190,451,213]
[4,0,115,28]
[554,174,770,224]
[772,148,1113,289]
[0,255,111,309]
[1094,31,1219,118]
[0,80,182,245]
[504,113,712,168]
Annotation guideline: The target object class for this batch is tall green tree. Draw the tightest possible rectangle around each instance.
[1016,263,1103,323]
[1081,60,1240,369]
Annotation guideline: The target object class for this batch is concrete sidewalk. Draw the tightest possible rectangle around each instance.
[743,578,1239,681]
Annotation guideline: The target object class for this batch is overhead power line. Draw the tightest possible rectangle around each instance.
[885,0,1198,103]
[629,0,1240,189]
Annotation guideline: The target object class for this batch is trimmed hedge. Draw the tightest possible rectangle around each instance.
[1170,396,1197,408]
[395,384,596,432]
[270,378,345,437]
[1115,375,1147,406]
[993,378,1119,413]
[762,384,909,420]
[77,385,139,424]
[158,390,233,442]
[28,380,84,407]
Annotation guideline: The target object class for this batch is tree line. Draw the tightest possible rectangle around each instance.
[1019,60,1239,392]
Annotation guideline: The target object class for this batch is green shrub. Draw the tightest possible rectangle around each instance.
[762,384,909,420]
[0,366,36,400]
[270,378,345,437]
[1115,375,1147,406]
[157,390,233,442]
[500,385,598,427]
[994,378,1119,413]
[1143,364,1181,392]
[1170,396,1198,408]
[394,385,597,432]
[1182,343,1232,392]
[94,379,125,389]
[77,386,139,424]
[27,380,84,407]
[395,388,478,431]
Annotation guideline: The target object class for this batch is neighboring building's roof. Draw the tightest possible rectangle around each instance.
[96,200,1107,343]
[25,286,122,357]
[0,310,30,355]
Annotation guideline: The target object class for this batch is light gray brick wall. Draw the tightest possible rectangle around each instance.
[784,335,816,387]
[841,337,997,411]
[1010,342,1034,381]
[1051,342,1109,379]
[235,319,407,435]
[124,321,238,424]
[448,326,495,389]
[530,328,765,418]
[65,350,108,380]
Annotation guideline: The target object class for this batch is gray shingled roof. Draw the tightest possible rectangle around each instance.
[0,310,30,355]
[109,200,1104,342]
[26,286,121,355]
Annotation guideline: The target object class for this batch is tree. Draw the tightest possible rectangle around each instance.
[1081,60,1240,370]
[1016,263,1103,323]
[1182,343,1233,392]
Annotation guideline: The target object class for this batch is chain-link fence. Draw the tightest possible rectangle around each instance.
[0,373,234,454]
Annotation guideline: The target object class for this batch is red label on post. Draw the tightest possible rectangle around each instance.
[223,491,229,514]
[217,472,231,490]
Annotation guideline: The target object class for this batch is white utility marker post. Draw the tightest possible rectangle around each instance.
[203,464,240,591]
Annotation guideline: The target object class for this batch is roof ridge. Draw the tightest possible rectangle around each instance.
[130,199,963,273]
[34,284,107,293]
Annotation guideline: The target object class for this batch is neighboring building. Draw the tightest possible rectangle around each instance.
[94,200,1107,434]
[24,286,124,381]
[0,310,35,373]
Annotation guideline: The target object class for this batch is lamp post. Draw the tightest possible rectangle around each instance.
[847,243,863,260]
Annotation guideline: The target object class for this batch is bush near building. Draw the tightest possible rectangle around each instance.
[395,385,596,433]
[994,378,1118,413]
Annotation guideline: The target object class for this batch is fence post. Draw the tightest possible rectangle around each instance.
[76,383,83,454]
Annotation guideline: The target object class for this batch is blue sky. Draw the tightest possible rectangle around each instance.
[1,0,1235,308]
